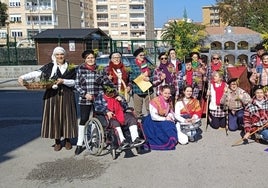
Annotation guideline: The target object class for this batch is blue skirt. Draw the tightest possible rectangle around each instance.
[143,115,178,150]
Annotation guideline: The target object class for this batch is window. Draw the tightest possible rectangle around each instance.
[110,14,117,19]
[110,4,117,10]
[0,31,7,38]
[119,14,127,18]
[10,15,22,22]
[11,30,23,37]
[111,22,118,27]
[120,22,127,27]
[9,0,21,7]
[121,31,128,36]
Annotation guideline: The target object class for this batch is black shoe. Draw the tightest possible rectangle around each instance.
[75,146,83,155]
[133,137,145,146]
[119,140,130,150]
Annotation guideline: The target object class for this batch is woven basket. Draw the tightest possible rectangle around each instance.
[23,81,54,90]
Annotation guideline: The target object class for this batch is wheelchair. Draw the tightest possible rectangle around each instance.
[180,119,202,142]
[83,108,147,160]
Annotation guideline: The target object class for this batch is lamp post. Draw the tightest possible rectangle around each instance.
[5,21,10,64]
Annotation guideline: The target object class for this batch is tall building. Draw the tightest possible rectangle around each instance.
[202,5,226,27]
[93,0,154,49]
[0,0,81,46]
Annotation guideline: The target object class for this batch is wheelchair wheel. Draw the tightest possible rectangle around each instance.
[84,117,104,155]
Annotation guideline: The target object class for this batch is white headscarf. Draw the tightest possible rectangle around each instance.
[50,46,66,78]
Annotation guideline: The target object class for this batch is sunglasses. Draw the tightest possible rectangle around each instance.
[213,57,219,60]
[161,57,168,60]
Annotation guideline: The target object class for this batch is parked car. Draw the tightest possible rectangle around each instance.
[96,54,130,67]
[96,54,156,69]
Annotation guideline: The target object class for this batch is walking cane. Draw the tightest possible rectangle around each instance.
[231,123,268,147]
[112,68,129,102]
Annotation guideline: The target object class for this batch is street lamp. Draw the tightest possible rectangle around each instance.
[5,21,10,64]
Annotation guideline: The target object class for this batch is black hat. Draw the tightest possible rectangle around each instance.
[255,43,265,51]
[189,52,200,59]
[82,50,95,59]
[133,48,144,57]
[227,78,238,85]
[253,85,264,93]
[261,52,268,60]
[109,51,122,59]
[158,52,167,60]
[184,56,192,64]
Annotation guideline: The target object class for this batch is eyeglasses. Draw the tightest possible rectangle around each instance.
[161,57,168,60]
[213,57,219,60]
[112,56,121,59]
[139,54,145,57]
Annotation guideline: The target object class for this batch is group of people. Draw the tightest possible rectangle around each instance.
[18,44,268,155]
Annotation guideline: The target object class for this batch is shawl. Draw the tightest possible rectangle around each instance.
[159,62,173,84]
[212,81,225,105]
[103,94,125,125]
[150,95,172,116]
[180,98,202,118]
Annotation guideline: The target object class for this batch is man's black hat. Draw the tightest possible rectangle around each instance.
[253,85,264,93]
[133,48,144,57]
[227,78,238,85]
[255,43,265,51]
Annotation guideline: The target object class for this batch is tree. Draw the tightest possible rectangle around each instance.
[0,2,8,27]
[216,0,268,33]
[161,20,206,60]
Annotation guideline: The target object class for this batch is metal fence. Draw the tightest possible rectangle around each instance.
[0,47,37,65]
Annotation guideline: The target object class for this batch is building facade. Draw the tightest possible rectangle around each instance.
[93,0,154,49]
[202,5,226,27]
[0,0,81,46]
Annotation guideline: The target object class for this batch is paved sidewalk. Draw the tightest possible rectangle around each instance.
[0,119,267,188]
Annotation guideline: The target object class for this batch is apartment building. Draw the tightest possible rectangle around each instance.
[93,0,154,49]
[202,5,226,27]
[0,0,81,46]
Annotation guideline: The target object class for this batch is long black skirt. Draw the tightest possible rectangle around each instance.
[41,88,77,139]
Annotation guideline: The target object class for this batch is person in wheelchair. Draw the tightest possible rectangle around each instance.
[174,85,202,144]
[94,84,145,150]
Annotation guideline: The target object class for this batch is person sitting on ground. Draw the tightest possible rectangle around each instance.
[174,85,202,144]
[94,84,145,150]
[220,78,251,131]
[243,85,268,143]
[142,85,179,150]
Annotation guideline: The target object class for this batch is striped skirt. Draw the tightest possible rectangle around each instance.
[41,88,78,139]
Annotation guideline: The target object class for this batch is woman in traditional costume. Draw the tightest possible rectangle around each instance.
[143,85,178,150]
[18,46,77,151]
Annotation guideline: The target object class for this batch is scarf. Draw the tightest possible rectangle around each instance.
[212,81,225,105]
[180,98,202,118]
[185,69,193,85]
[135,59,150,75]
[192,61,199,69]
[103,94,125,125]
[262,63,268,68]
[107,61,128,88]
[211,62,222,71]
[150,95,172,116]
[85,64,96,71]
[159,62,173,84]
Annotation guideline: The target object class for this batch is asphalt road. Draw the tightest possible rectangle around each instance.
[0,88,267,188]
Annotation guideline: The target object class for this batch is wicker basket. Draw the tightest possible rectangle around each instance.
[23,81,54,90]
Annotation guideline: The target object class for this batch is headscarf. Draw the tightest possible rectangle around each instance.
[50,47,66,78]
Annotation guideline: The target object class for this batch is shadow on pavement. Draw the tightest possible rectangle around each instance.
[0,120,41,163]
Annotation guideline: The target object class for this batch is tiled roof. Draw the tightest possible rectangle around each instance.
[33,28,110,39]
[205,26,260,35]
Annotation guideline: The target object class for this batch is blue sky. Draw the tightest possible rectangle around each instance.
[154,0,216,27]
